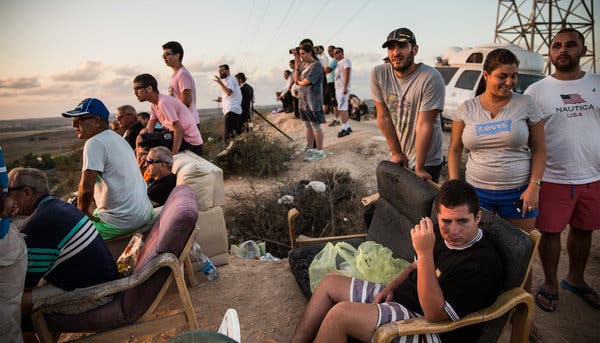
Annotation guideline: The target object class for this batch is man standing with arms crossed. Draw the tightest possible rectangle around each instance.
[334,47,352,137]
[525,28,600,312]
[371,28,445,182]
[162,41,200,126]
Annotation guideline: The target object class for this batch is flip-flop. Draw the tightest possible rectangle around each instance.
[560,279,600,310]
[535,287,558,312]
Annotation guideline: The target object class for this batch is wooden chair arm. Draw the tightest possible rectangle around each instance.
[361,193,379,206]
[32,253,181,314]
[296,233,368,247]
[288,193,377,249]
[373,287,533,342]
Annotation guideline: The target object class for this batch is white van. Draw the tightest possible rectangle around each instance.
[435,43,545,129]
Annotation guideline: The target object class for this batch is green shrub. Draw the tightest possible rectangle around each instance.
[213,132,295,178]
[225,167,368,258]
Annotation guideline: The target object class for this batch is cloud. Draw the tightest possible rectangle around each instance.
[187,57,235,73]
[112,65,143,77]
[0,77,40,89]
[52,60,105,82]
[20,84,72,96]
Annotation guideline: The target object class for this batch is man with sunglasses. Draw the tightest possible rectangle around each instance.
[62,98,153,240]
[146,146,176,207]
[162,41,200,126]
[134,73,204,156]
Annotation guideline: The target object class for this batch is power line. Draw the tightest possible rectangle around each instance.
[265,0,298,54]
[326,0,372,43]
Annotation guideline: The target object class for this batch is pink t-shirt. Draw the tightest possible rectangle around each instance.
[168,66,199,124]
[151,94,203,146]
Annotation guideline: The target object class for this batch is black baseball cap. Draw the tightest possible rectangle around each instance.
[382,28,417,48]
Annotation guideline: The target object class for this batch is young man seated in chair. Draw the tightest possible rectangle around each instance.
[291,180,504,343]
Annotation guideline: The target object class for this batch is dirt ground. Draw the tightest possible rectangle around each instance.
[43,112,599,342]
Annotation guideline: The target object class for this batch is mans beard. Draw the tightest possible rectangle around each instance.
[553,54,580,72]
[392,52,415,72]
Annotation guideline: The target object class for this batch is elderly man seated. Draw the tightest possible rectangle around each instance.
[291,180,504,343]
[62,98,153,240]
[6,168,118,317]
[146,146,176,207]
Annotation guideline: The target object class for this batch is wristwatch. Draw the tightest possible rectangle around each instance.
[530,179,542,187]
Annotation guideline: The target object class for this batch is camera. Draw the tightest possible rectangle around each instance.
[289,47,300,54]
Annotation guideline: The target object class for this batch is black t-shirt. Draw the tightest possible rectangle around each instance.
[392,227,503,342]
[147,173,176,207]
[125,121,144,149]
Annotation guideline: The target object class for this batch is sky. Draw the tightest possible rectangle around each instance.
[0,0,598,119]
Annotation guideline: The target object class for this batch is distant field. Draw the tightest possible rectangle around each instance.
[0,105,279,163]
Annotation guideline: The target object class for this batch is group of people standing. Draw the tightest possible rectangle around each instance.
[291,27,599,342]
[278,39,354,162]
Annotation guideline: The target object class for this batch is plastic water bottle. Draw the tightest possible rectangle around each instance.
[190,242,218,281]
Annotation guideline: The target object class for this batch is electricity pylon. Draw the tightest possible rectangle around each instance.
[495,0,596,73]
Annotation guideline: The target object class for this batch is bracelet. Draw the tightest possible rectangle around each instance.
[530,179,542,187]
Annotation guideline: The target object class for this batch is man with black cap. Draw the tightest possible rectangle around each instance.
[371,28,445,182]
[62,98,153,240]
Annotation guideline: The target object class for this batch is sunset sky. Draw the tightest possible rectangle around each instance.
[0,0,598,119]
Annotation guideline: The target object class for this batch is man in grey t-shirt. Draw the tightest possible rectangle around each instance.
[371,28,445,182]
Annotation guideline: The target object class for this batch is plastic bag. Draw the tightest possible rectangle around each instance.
[309,242,337,292]
[355,241,411,285]
[230,240,266,259]
[308,241,410,292]
[116,233,144,277]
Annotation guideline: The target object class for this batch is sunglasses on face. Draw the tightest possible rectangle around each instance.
[145,158,164,165]
[161,52,177,58]
[73,115,96,124]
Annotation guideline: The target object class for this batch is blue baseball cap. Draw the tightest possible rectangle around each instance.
[62,98,110,120]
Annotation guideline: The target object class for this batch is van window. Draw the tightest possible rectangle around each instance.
[514,73,545,94]
[455,70,481,90]
[466,53,483,63]
[435,67,459,85]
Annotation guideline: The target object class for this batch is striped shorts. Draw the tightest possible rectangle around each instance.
[350,278,441,343]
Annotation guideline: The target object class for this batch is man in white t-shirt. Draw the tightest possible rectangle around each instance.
[162,41,199,125]
[214,64,243,139]
[524,28,600,312]
[370,28,445,183]
[334,47,352,137]
[62,98,153,240]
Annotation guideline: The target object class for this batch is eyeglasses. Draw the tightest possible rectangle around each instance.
[145,158,165,165]
[161,52,177,58]
[72,115,96,124]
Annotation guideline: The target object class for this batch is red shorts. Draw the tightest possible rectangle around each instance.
[536,180,600,233]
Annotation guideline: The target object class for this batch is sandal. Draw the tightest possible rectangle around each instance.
[535,287,558,312]
[560,279,600,310]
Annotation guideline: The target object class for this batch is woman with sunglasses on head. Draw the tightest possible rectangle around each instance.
[292,44,326,162]
[447,48,546,241]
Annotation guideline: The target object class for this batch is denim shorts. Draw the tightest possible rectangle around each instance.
[474,184,538,219]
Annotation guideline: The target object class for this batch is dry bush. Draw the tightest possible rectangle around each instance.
[225,167,368,258]
[214,131,295,178]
